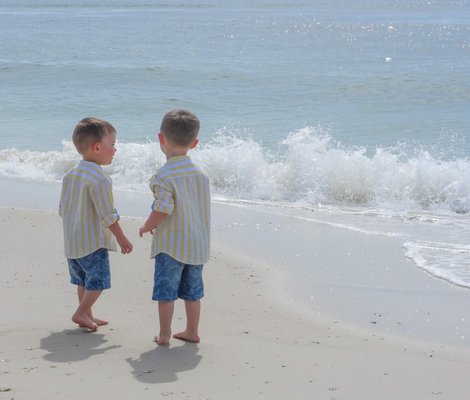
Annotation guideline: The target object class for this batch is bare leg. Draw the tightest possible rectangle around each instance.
[173,300,201,343]
[154,301,174,345]
[76,286,108,326]
[72,289,102,331]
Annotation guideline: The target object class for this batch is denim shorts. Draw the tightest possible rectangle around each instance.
[67,248,110,291]
[152,253,204,301]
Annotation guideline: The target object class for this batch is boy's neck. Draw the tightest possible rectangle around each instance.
[80,147,100,164]
[82,156,101,165]
[164,149,189,160]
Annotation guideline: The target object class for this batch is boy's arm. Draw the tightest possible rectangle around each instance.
[109,221,133,254]
[139,210,167,237]
[89,177,132,254]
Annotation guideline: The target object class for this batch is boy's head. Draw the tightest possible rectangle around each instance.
[72,117,117,165]
[73,117,116,154]
[159,109,200,148]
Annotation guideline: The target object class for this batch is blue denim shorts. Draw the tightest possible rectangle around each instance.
[67,248,110,291]
[153,253,204,301]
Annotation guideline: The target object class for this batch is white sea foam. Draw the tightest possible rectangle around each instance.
[0,141,79,182]
[404,241,470,288]
[1,127,469,289]
[0,127,469,214]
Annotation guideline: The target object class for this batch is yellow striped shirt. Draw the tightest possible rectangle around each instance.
[150,155,211,264]
[59,160,119,258]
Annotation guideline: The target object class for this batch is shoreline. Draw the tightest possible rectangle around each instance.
[1,208,470,399]
[1,173,470,347]
[212,204,470,348]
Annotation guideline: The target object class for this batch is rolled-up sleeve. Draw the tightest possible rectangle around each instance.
[91,177,120,227]
[58,177,67,218]
[150,174,174,215]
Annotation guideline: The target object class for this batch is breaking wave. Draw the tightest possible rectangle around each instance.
[0,126,469,214]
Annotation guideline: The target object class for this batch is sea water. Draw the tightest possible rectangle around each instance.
[0,1,469,290]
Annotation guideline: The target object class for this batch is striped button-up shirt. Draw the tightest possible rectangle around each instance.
[59,160,119,258]
[150,155,210,264]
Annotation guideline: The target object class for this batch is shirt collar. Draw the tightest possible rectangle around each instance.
[166,155,190,164]
[79,160,102,169]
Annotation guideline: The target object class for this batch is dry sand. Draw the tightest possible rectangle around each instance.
[1,207,470,400]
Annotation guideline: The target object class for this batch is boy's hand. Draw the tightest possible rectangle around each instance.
[139,211,166,238]
[117,236,133,254]
[139,226,154,237]
[108,221,133,254]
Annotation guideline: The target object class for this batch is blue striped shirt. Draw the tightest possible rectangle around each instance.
[59,160,119,258]
[150,155,211,264]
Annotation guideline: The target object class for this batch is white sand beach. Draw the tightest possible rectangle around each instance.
[1,207,470,400]
[2,1,470,398]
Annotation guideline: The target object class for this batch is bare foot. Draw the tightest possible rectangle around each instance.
[92,317,108,326]
[84,312,108,326]
[173,330,200,343]
[78,316,108,328]
[153,335,171,346]
[72,313,98,331]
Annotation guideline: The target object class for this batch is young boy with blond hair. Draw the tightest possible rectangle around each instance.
[139,109,210,345]
[59,117,133,331]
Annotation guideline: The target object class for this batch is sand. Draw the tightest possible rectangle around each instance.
[1,207,470,400]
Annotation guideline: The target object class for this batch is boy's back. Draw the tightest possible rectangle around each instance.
[59,117,132,331]
[60,159,118,258]
[139,109,210,345]
[150,155,210,265]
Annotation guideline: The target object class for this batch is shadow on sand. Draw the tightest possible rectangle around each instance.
[126,342,202,384]
[40,329,121,363]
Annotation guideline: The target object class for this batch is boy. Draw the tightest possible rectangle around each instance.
[139,109,210,345]
[59,117,133,331]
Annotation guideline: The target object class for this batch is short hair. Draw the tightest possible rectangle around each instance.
[160,109,200,147]
[72,117,115,154]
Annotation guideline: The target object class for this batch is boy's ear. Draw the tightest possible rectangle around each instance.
[92,142,101,153]
[158,132,165,144]
[189,138,199,149]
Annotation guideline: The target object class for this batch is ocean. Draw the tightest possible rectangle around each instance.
[0,1,469,291]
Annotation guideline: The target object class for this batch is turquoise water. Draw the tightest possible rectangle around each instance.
[0,0,469,289]
[1,0,469,153]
